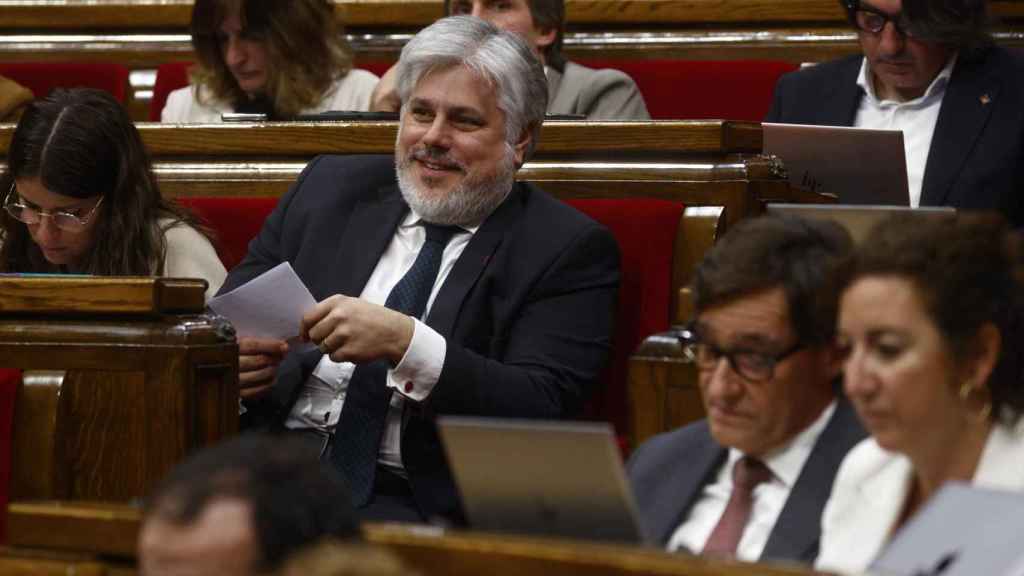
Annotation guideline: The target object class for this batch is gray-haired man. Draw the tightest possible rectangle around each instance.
[219,16,620,525]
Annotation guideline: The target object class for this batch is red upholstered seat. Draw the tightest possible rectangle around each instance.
[578,59,798,121]
[150,61,194,121]
[178,195,683,443]
[177,196,279,270]
[565,199,682,438]
[0,368,20,544]
[0,62,130,103]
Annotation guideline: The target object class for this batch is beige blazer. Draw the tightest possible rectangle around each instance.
[815,423,1024,575]
[546,61,649,120]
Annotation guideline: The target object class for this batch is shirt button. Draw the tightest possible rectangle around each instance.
[404,381,414,393]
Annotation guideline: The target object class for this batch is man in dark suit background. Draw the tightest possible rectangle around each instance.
[221,16,620,525]
[627,215,865,564]
[766,0,1023,227]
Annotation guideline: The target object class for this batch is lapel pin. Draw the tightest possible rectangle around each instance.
[980,94,991,105]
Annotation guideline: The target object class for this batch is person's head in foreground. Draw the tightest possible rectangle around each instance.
[189,0,356,117]
[838,213,1024,491]
[0,88,202,274]
[839,0,991,101]
[392,15,547,227]
[138,434,360,576]
[689,214,855,456]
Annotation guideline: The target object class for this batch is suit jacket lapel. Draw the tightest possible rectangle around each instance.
[920,51,1001,207]
[761,397,866,562]
[425,183,523,337]
[826,57,864,126]
[317,184,408,300]
[653,432,727,545]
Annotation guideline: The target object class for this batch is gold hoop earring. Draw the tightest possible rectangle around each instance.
[959,381,992,422]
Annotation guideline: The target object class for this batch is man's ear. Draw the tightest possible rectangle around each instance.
[512,127,533,167]
[533,25,557,52]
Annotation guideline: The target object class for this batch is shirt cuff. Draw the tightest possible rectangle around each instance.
[387,318,445,401]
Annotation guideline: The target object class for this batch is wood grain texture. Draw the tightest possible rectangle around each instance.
[0,277,205,315]
[6,501,140,558]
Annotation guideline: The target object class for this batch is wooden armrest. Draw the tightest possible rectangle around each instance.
[627,326,705,449]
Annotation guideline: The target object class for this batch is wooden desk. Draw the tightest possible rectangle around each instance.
[4,501,824,576]
[1,277,238,503]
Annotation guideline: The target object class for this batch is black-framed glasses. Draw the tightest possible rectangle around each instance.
[850,4,918,37]
[679,323,805,383]
[3,183,105,232]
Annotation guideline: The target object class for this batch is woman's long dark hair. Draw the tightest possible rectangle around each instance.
[0,88,211,275]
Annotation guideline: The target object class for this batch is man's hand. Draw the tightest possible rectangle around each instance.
[302,295,414,365]
[369,64,401,113]
[238,337,289,400]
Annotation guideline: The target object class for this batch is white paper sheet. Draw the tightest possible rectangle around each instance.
[208,262,317,341]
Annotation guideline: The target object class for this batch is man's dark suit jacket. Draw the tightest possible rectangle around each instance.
[220,154,620,523]
[765,46,1024,227]
[626,396,865,563]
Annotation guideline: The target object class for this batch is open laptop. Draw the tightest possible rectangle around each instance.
[763,123,910,206]
[437,416,647,544]
[766,204,956,244]
[873,482,1024,576]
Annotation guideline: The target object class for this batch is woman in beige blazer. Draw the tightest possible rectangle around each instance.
[816,213,1024,575]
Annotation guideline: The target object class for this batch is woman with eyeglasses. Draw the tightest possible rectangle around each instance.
[161,0,378,122]
[815,214,1024,574]
[0,88,226,299]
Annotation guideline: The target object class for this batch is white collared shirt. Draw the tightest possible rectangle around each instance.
[666,401,837,561]
[284,210,476,474]
[853,54,957,208]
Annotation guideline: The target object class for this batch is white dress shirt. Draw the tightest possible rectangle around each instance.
[853,54,957,208]
[667,401,837,561]
[284,210,475,474]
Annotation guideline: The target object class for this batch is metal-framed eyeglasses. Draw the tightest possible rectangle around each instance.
[849,3,919,37]
[679,323,805,383]
[3,183,105,232]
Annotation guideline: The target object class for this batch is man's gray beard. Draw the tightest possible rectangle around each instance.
[396,146,517,227]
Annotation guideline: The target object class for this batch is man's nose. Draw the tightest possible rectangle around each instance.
[705,356,744,401]
[877,21,906,57]
[470,2,486,18]
[421,116,451,148]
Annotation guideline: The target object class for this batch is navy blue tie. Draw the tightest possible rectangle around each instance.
[329,222,460,506]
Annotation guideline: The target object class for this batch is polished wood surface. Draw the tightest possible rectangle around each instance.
[3,501,824,576]
[0,277,205,315]
[2,278,239,504]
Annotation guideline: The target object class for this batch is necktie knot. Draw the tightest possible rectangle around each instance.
[733,456,772,491]
[423,222,461,245]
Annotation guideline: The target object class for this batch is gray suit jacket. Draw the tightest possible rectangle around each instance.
[547,60,650,120]
[626,396,865,563]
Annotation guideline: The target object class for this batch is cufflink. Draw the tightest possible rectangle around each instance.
[404,381,414,393]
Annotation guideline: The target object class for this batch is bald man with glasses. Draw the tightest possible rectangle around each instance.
[627,215,866,565]
[765,0,1024,227]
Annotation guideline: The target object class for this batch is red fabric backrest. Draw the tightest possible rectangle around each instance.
[176,195,683,437]
[578,59,798,121]
[356,60,396,79]
[0,62,130,103]
[151,61,194,121]
[176,197,279,270]
[0,368,21,544]
[565,199,684,433]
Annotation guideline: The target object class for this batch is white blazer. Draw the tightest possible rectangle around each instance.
[816,423,1024,575]
[161,68,378,122]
